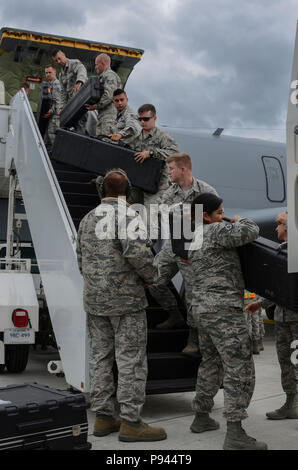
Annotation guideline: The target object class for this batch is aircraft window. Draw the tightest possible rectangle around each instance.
[262,156,286,203]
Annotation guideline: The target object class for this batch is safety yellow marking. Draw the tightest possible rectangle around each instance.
[0,30,143,59]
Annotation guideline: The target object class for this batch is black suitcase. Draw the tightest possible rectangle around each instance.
[36,82,52,137]
[52,128,164,194]
[169,206,192,259]
[0,383,91,450]
[60,76,102,128]
[238,237,298,313]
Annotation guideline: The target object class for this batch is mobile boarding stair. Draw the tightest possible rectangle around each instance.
[0,90,200,394]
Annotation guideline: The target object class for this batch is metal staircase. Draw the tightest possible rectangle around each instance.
[0,90,200,394]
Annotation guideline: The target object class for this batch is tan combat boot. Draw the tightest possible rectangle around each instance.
[119,420,167,442]
[190,412,220,433]
[93,415,121,437]
[223,421,268,450]
[156,308,185,329]
[266,393,298,420]
[182,327,200,355]
[258,338,264,351]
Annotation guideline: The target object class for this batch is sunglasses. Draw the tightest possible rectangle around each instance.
[138,116,154,122]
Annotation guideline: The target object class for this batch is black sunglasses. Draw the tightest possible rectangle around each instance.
[138,116,153,122]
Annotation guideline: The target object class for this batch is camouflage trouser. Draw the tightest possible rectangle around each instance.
[87,311,147,422]
[44,115,60,149]
[96,111,117,136]
[275,321,298,394]
[244,309,265,340]
[149,241,194,327]
[192,308,255,422]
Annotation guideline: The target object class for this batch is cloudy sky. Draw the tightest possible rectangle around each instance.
[1,0,298,142]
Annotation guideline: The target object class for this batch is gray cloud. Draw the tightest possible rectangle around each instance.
[1,0,298,141]
[0,0,86,29]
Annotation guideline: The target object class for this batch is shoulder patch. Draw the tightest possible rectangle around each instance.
[220,223,233,232]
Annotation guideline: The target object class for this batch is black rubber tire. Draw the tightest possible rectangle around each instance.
[5,345,30,373]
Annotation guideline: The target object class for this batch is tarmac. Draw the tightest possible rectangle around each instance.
[1,321,297,452]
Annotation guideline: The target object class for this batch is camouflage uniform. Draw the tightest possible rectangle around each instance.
[59,58,88,134]
[149,179,218,326]
[244,292,265,342]
[44,77,61,149]
[94,67,122,136]
[259,298,298,394]
[114,104,141,145]
[131,127,179,234]
[190,218,259,421]
[76,197,156,422]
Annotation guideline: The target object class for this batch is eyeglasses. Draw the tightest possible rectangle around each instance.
[138,116,154,122]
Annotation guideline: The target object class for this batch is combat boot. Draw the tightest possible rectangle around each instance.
[223,421,268,450]
[190,412,220,433]
[258,338,264,351]
[266,393,298,420]
[93,415,121,437]
[156,308,185,329]
[252,339,260,354]
[182,327,200,355]
[119,420,167,442]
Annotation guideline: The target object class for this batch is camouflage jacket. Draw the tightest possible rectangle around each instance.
[189,218,259,313]
[94,67,122,117]
[76,197,156,316]
[131,127,179,191]
[160,178,218,256]
[114,105,141,144]
[59,58,88,107]
[162,178,218,207]
[258,298,298,322]
[48,77,62,115]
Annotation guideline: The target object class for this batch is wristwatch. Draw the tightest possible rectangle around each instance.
[149,150,154,157]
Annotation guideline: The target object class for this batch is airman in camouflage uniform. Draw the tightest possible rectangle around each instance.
[188,193,267,450]
[85,54,121,136]
[109,89,141,146]
[76,169,166,442]
[246,211,298,421]
[190,217,259,421]
[52,49,88,134]
[149,154,218,354]
[131,104,179,236]
[43,65,61,149]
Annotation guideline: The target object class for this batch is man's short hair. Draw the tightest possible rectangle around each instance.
[138,104,156,115]
[45,64,55,70]
[166,153,192,170]
[96,53,111,66]
[103,168,129,196]
[113,88,127,97]
[19,82,29,90]
[52,49,63,58]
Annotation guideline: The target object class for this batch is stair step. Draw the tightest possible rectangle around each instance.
[55,170,97,183]
[147,328,189,353]
[68,204,94,219]
[63,192,99,207]
[51,160,85,172]
[59,181,98,195]
[147,352,201,381]
[146,377,196,394]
